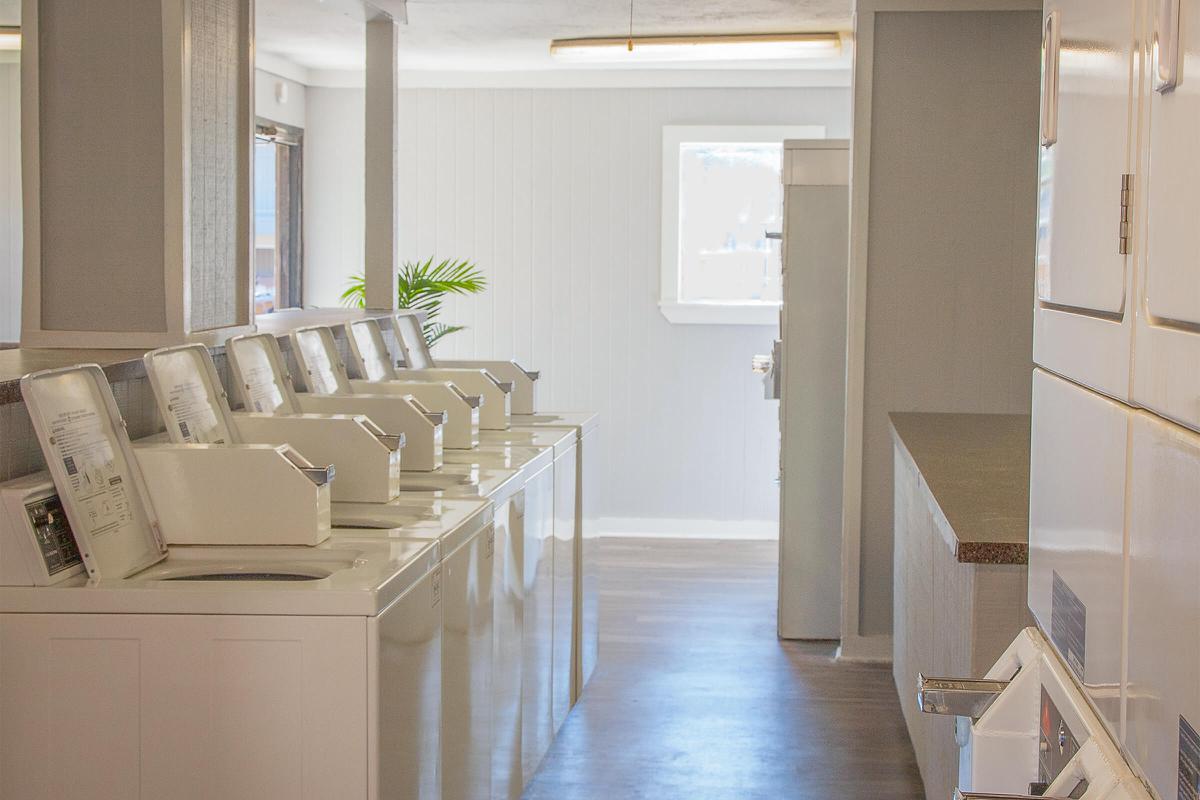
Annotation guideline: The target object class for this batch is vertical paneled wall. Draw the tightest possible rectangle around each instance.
[382,86,851,531]
[0,63,18,344]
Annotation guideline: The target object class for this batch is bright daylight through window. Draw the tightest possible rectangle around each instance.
[660,125,824,325]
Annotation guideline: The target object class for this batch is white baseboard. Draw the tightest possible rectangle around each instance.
[600,517,778,541]
[836,633,894,664]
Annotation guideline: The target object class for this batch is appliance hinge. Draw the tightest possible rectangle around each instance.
[1118,173,1133,255]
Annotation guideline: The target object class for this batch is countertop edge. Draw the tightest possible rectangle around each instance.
[890,413,1030,567]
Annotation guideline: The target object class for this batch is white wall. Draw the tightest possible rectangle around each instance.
[255,69,307,129]
[305,85,848,531]
[0,63,19,344]
[303,86,366,308]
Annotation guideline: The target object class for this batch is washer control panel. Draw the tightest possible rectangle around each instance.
[1,474,86,586]
[25,493,81,577]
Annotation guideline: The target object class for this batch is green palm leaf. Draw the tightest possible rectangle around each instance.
[341,257,487,348]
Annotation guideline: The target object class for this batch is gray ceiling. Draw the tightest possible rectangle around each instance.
[0,0,853,73]
[257,0,852,73]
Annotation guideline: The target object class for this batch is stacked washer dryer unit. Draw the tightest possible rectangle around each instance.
[918,2,1200,798]
[223,328,557,800]
[0,364,447,799]
[141,341,499,800]
[380,313,602,707]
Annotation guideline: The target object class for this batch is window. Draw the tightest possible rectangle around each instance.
[660,125,825,325]
[254,121,303,315]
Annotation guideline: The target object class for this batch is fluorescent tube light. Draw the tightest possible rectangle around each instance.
[549,32,842,63]
[0,27,19,51]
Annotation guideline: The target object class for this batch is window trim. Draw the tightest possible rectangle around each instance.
[659,124,825,326]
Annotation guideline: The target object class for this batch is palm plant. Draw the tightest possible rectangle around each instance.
[341,257,487,348]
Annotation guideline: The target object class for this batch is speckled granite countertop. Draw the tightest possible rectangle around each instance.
[890,412,1031,565]
[0,308,411,405]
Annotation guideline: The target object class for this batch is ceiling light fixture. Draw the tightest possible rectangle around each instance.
[549,32,843,63]
[0,27,20,51]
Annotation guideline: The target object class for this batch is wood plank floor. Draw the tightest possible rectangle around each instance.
[522,537,924,800]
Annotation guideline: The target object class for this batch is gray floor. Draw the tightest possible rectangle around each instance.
[522,537,924,800]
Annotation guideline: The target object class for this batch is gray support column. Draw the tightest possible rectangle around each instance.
[364,16,399,311]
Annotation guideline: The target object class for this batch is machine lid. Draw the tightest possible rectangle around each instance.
[289,326,353,395]
[226,333,303,415]
[344,318,398,382]
[391,313,435,369]
[20,365,168,580]
[143,344,240,445]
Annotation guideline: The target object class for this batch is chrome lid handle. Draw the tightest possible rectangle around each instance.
[300,465,335,486]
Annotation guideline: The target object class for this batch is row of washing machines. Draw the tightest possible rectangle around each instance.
[0,313,599,800]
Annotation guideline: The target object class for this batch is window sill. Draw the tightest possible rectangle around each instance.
[658,301,780,326]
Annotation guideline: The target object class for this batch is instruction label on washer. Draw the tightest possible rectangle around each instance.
[242,362,285,413]
[165,378,225,443]
[49,406,135,540]
[1051,571,1086,679]
[352,325,390,381]
[1181,716,1200,800]
[296,332,341,394]
[234,338,287,413]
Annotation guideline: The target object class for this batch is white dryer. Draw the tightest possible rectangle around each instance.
[918,628,1150,800]
[1,365,445,800]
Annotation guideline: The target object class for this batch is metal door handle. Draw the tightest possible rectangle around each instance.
[1155,0,1182,92]
[1041,10,1061,147]
[917,674,1010,719]
[765,230,782,240]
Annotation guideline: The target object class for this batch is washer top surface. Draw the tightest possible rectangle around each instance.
[330,495,492,554]
[445,442,557,473]
[510,411,598,434]
[0,536,439,617]
[392,464,522,503]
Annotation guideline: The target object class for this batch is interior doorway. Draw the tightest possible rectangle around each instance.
[253,121,303,314]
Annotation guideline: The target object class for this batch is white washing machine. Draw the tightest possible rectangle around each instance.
[140,343,499,800]
[377,309,599,699]
[437,447,558,786]
[221,332,447,470]
[2,365,446,800]
[285,325,484,447]
[391,464,528,800]
[388,312,540,415]
[221,324,563,791]
[503,417,600,704]
[448,429,591,717]
[371,312,600,717]
[342,317,514,431]
[444,437,576,738]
